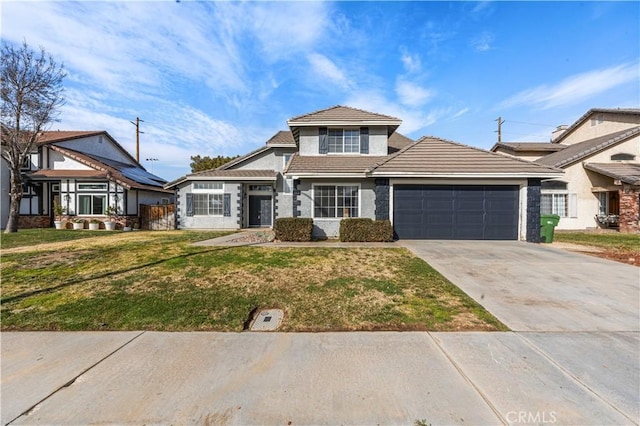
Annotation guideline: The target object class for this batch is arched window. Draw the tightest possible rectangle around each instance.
[611,153,635,161]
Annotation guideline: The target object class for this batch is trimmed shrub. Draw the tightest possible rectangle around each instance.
[339,218,394,242]
[275,218,313,242]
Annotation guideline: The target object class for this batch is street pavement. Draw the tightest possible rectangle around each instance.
[2,241,639,425]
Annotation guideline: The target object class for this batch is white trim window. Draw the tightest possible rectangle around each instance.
[313,185,359,218]
[193,193,223,216]
[193,182,223,190]
[328,129,360,153]
[541,192,577,218]
[78,194,107,215]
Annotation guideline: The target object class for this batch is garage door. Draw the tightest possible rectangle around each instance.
[393,185,519,240]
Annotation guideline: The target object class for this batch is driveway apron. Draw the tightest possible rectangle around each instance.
[400,240,640,332]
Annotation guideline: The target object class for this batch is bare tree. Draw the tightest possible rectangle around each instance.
[1,41,65,233]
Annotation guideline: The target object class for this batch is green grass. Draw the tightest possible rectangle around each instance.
[554,231,640,251]
[1,230,507,332]
[1,228,115,250]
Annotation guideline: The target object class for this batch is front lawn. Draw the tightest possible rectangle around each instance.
[554,231,640,266]
[1,230,506,332]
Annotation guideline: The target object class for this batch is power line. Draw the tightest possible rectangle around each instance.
[505,119,556,127]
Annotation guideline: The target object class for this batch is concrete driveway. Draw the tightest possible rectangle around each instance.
[400,240,640,332]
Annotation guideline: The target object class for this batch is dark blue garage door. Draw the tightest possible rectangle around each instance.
[393,185,519,240]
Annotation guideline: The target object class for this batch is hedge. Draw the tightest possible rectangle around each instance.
[274,218,313,242]
[339,218,394,242]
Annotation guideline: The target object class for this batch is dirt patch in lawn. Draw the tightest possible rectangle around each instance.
[551,242,640,266]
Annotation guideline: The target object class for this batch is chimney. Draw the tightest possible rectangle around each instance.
[551,125,568,141]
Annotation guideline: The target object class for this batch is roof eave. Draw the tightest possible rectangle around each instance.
[287,120,401,127]
[286,172,369,179]
[370,172,563,179]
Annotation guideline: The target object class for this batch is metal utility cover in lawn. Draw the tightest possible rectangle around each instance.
[249,309,284,331]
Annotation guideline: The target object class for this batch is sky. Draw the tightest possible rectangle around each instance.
[2,1,639,181]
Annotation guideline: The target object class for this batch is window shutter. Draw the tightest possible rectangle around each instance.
[186,193,194,217]
[223,193,231,217]
[360,127,369,154]
[319,127,328,154]
[569,193,577,218]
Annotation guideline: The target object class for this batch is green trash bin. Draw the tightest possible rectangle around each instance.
[540,214,560,243]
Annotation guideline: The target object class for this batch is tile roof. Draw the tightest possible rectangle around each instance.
[371,136,561,176]
[584,163,640,186]
[266,131,296,146]
[28,169,106,179]
[388,132,414,153]
[535,127,640,168]
[286,155,388,175]
[36,130,105,144]
[492,142,566,153]
[185,169,278,179]
[553,108,640,144]
[287,105,402,125]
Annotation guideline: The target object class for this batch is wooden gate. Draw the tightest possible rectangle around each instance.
[140,204,175,230]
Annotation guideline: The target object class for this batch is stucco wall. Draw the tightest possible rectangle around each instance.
[296,178,376,238]
[559,112,640,146]
[176,181,241,229]
[55,134,135,165]
[48,150,93,170]
[554,135,639,230]
[298,126,389,156]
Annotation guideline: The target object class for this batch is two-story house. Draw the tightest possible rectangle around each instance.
[167,106,561,241]
[492,108,640,233]
[1,130,173,229]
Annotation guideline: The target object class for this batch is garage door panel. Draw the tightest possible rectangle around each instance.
[393,185,519,240]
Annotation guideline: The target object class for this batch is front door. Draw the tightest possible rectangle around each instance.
[249,195,272,227]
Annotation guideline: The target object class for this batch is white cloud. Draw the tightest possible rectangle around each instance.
[471,32,494,52]
[344,90,449,135]
[396,80,435,107]
[452,108,470,119]
[500,62,639,110]
[307,53,353,90]
[400,47,422,73]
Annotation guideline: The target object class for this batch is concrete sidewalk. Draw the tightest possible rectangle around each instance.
[2,331,638,425]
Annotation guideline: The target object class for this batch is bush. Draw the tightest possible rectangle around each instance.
[275,218,313,242]
[339,218,394,242]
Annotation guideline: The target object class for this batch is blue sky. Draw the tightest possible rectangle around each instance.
[2,1,638,180]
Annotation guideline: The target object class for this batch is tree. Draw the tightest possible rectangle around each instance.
[1,41,65,233]
[189,154,239,172]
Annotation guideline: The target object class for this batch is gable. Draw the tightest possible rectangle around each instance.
[536,127,640,168]
[554,108,640,146]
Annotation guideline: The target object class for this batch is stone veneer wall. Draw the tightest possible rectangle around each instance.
[619,186,640,233]
[18,215,51,228]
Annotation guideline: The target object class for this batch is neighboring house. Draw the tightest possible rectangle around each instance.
[492,108,640,233]
[166,106,561,241]
[1,130,173,229]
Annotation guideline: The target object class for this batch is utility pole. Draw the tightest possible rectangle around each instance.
[130,117,144,162]
[495,116,505,143]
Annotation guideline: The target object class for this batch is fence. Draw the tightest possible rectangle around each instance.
[139,204,175,230]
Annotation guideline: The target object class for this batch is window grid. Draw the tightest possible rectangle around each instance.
[314,185,359,218]
[327,129,360,153]
[193,193,223,216]
[194,182,223,190]
[541,193,568,217]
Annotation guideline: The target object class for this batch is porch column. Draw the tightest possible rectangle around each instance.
[526,179,541,243]
[619,186,639,233]
[374,178,390,220]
